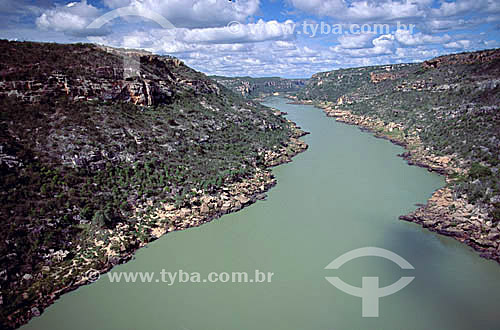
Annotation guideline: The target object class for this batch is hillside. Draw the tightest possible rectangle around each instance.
[296,63,417,102]
[212,76,306,99]
[295,49,500,261]
[0,40,307,328]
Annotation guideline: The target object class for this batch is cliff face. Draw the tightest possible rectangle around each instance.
[422,49,500,69]
[298,48,500,262]
[297,63,414,102]
[0,40,304,329]
[212,76,306,98]
[370,71,396,83]
[0,41,220,106]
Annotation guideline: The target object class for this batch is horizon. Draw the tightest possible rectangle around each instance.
[4,38,498,80]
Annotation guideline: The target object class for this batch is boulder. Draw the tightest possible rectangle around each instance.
[487,232,500,241]
[232,201,242,212]
[423,220,436,228]
[236,195,251,204]
[256,193,267,200]
[221,202,232,213]
[200,203,210,214]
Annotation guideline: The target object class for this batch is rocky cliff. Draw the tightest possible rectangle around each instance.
[212,76,306,99]
[422,49,500,69]
[0,40,307,329]
[296,48,500,263]
[296,63,413,102]
[0,41,220,106]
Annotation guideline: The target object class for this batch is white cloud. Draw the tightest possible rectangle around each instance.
[430,0,498,18]
[394,46,440,60]
[273,40,297,50]
[288,0,427,23]
[35,0,261,36]
[180,20,296,44]
[16,0,497,77]
[89,19,296,56]
[289,0,500,33]
[330,34,396,57]
[102,0,260,28]
[338,33,377,49]
[443,39,472,49]
[395,29,451,46]
[484,39,500,48]
[35,0,106,36]
[421,14,500,33]
[0,0,53,16]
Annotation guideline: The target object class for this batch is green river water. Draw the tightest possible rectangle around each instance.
[23,97,500,330]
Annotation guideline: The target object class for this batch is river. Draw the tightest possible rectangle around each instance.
[22,97,500,330]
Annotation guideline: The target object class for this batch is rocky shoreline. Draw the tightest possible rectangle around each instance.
[312,101,499,264]
[5,122,308,330]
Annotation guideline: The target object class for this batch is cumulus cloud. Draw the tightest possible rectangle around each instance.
[288,0,428,23]
[273,40,297,50]
[89,19,296,55]
[420,14,500,33]
[12,0,496,77]
[395,29,451,46]
[35,0,108,36]
[394,46,440,60]
[102,0,260,28]
[184,36,447,78]
[288,0,500,34]
[329,28,477,60]
[430,0,499,18]
[35,0,261,37]
[180,20,296,44]
[443,39,472,49]
[1,0,52,16]
[330,34,396,57]
[337,33,377,49]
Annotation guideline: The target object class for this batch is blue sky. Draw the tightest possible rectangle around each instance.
[1,0,499,78]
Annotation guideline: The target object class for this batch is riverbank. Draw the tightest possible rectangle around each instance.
[5,120,308,330]
[21,95,500,330]
[303,99,499,264]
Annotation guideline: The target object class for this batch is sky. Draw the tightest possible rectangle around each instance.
[1,0,499,78]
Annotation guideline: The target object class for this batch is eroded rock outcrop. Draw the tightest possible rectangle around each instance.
[320,103,498,262]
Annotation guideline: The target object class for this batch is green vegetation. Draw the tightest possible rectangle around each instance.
[212,76,306,99]
[0,40,296,326]
[297,49,500,217]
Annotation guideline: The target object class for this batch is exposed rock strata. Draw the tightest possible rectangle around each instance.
[318,104,499,263]
[6,124,308,329]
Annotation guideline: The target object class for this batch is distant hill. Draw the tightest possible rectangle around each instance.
[211,76,306,98]
[295,48,500,261]
[296,63,416,102]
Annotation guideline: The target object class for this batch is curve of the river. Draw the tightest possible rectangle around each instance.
[23,97,500,330]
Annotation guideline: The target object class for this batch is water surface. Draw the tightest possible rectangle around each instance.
[23,97,500,330]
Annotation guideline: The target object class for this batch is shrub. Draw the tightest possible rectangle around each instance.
[469,162,492,179]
